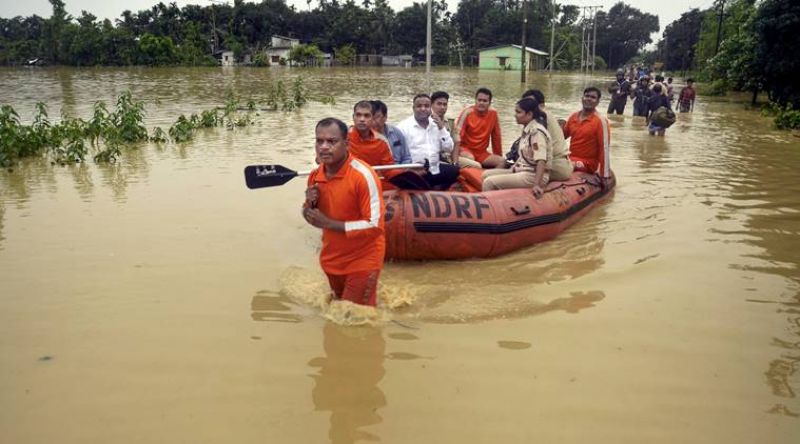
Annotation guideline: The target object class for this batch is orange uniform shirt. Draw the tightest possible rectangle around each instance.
[347,127,397,169]
[307,154,386,275]
[347,127,399,187]
[456,106,502,158]
[563,110,611,177]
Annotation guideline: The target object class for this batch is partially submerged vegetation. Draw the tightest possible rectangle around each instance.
[0,91,150,166]
[0,77,330,167]
[762,104,800,131]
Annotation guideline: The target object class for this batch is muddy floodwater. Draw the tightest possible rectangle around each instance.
[1,67,799,443]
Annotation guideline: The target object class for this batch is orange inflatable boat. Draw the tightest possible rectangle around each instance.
[383,170,615,260]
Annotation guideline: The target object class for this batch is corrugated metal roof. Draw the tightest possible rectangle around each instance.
[478,44,548,56]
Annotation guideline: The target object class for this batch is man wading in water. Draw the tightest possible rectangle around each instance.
[303,118,386,307]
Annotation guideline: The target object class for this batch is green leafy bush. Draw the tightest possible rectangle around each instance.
[763,102,800,129]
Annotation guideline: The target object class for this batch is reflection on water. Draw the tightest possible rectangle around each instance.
[378,206,609,323]
[57,68,77,118]
[309,323,386,444]
[636,135,673,173]
[497,340,532,350]
[0,159,55,204]
[96,144,151,203]
[68,163,95,202]
[763,291,800,417]
[0,202,4,248]
[697,103,800,417]
[0,142,151,207]
[250,290,303,323]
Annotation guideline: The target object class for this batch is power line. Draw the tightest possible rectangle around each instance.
[578,5,602,75]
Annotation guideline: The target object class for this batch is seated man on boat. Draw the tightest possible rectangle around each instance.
[506,89,573,182]
[431,90,464,165]
[431,91,455,141]
[455,87,505,169]
[482,98,553,198]
[397,94,460,190]
[563,86,612,184]
[370,100,412,165]
[303,117,385,307]
[346,100,400,186]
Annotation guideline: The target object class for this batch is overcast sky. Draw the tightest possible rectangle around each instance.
[2,0,717,43]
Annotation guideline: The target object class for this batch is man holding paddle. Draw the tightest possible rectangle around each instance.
[303,117,386,307]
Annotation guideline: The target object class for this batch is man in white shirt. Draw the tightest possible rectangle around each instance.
[397,94,460,190]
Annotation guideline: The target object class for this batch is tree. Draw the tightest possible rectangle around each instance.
[753,0,800,107]
[178,21,216,66]
[393,3,428,55]
[706,6,757,92]
[660,9,704,73]
[100,20,139,65]
[138,33,177,66]
[287,43,324,66]
[0,15,46,64]
[594,2,659,69]
[43,0,71,64]
[695,0,756,71]
[334,43,356,65]
[69,11,102,66]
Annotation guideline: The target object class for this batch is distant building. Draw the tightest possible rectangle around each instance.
[266,35,300,65]
[478,45,548,71]
[320,53,333,67]
[218,50,235,67]
[213,50,252,67]
[381,55,413,68]
[356,54,381,66]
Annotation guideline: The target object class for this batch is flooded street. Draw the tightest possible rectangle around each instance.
[1,67,799,443]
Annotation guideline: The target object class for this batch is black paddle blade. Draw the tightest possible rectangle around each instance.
[244,165,298,189]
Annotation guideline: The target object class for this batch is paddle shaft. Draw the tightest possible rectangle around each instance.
[294,163,424,178]
[244,162,426,189]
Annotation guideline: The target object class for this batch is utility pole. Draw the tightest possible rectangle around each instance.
[549,0,556,75]
[578,5,602,75]
[591,8,597,76]
[580,8,585,74]
[208,0,229,54]
[715,0,726,55]
[521,0,527,83]
[210,3,219,53]
[426,0,432,83]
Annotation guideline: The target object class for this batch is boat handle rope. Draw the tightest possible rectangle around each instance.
[543,178,599,194]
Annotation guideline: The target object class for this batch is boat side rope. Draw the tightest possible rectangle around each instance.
[543,176,602,194]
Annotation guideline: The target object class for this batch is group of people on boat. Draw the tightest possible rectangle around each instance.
[302,84,613,307]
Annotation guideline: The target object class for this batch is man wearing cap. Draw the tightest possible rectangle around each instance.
[607,69,632,115]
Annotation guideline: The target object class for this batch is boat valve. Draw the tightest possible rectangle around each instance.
[511,206,531,216]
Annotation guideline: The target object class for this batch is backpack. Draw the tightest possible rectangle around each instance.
[652,106,676,128]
